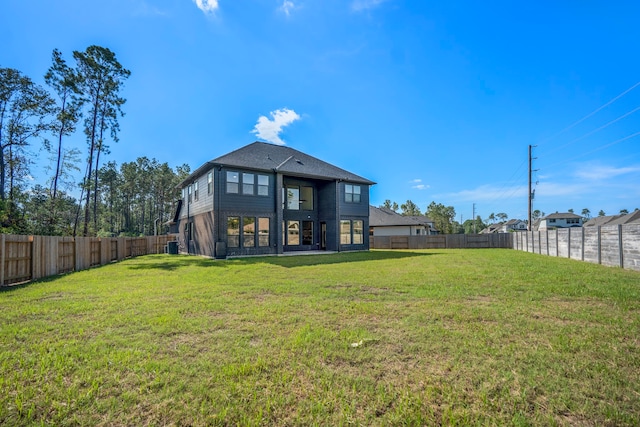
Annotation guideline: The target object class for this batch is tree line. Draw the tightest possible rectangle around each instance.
[1,46,189,236]
[381,199,638,235]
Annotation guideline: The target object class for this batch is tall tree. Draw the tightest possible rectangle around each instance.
[581,208,591,219]
[487,213,496,224]
[598,210,606,217]
[426,201,456,234]
[0,67,53,229]
[381,199,399,212]
[496,212,508,222]
[400,200,422,216]
[44,49,83,232]
[74,45,130,236]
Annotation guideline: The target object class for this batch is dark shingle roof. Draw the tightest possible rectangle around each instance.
[369,206,434,227]
[181,142,375,186]
[544,212,582,220]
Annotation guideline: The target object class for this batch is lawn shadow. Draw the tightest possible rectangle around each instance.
[124,254,227,271]
[231,250,439,268]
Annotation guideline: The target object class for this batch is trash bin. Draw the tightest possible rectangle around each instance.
[167,241,178,254]
[215,241,227,259]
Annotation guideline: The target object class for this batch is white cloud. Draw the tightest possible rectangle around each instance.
[409,179,429,190]
[279,0,295,16]
[573,164,640,181]
[193,0,218,14]
[351,0,388,12]
[251,108,301,145]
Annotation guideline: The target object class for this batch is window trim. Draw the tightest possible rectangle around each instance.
[207,172,213,195]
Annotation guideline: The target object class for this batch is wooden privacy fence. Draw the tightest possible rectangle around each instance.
[513,224,640,271]
[370,233,513,250]
[0,234,178,287]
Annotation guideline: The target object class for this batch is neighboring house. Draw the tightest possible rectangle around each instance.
[537,212,583,230]
[501,219,527,232]
[369,206,438,236]
[172,141,375,258]
[584,210,640,227]
[480,219,527,234]
[480,223,503,234]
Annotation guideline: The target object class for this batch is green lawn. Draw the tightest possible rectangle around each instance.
[1,249,639,426]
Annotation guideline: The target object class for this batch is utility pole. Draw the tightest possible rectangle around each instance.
[528,145,537,231]
[472,203,476,234]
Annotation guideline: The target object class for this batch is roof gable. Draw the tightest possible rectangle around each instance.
[212,142,375,184]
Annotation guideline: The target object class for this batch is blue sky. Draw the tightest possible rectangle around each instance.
[2,0,639,222]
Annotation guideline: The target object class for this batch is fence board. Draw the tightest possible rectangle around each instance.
[1,234,178,287]
[513,225,640,271]
[371,233,513,250]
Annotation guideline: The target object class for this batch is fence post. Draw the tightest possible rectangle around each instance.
[597,226,602,265]
[555,228,559,257]
[567,227,571,258]
[581,227,585,261]
[0,234,5,286]
[618,224,624,268]
[546,229,549,256]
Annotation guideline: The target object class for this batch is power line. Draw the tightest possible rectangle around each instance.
[536,80,640,147]
[543,130,640,170]
[539,105,640,158]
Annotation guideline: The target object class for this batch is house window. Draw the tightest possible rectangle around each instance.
[345,184,361,203]
[353,220,363,244]
[243,217,255,247]
[207,172,213,195]
[227,172,239,193]
[287,221,300,245]
[340,220,352,245]
[188,184,192,203]
[258,218,270,247]
[228,217,240,248]
[193,181,199,201]
[258,175,269,196]
[182,187,186,203]
[286,186,300,210]
[243,173,254,195]
[302,221,313,245]
[301,186,314,210]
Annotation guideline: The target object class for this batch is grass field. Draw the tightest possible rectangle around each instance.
[1,249,639,426]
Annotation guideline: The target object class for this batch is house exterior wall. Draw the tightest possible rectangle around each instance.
[539,217,583,230]
[176,169,371,257]
[372,225,430,237]
[337,181,370,251]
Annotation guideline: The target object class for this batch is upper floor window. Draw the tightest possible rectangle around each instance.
[207,172,213,195]
[345,184,361,203]
[193,181,199,201]
[243,173,254,195]
[227,171,239,193]
[188,184,192,203]
[258,175,269,196]
[226,171,270,196]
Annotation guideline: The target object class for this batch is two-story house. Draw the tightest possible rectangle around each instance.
[172,142,375,258]
[537,212,583,230]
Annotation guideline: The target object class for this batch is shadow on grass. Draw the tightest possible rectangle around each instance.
[125,251,438,270]
[0,251,439,291]
[124,254,227,271]
[229,250,437,268]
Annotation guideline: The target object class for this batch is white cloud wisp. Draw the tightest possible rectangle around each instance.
[193,0,218,14]
[280,1,295,16]
[251,108,301,145]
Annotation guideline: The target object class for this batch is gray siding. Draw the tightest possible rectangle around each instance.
[180,169,214,219]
